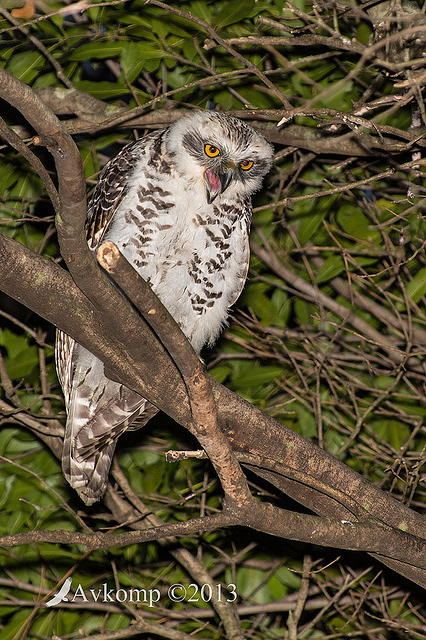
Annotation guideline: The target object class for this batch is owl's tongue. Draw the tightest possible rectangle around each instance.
[205,167,233,204]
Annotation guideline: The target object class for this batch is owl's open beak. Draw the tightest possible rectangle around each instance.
[204,167,233,204]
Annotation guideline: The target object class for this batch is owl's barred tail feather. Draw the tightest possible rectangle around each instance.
[62,433,117,506]
[62,394,148,506]
[59,342,148,505]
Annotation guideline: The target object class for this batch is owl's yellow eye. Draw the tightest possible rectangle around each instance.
[204,143,220,158]
[240,160,254,171]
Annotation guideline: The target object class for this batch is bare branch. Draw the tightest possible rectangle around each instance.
[1,231,425,586]
[0,117,60,213]
[0,503,423,573]
[251,237,424,373]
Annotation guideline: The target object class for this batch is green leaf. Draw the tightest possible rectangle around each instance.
[336,204,377,242]
[315,255,345,283]
[271,288,291,327]
[231,364,284,388]
[190,0,212,23]
[120,14,168,37]
[268,574,288,599]
[294,298,313,325]
[32,71,60,89]
[5,51,43,83]
[0,475,17,510]
[295,403,317,439]
[274,566,302,590]
[240,281,290,328]
[337,205,366,238]
[105,613,132,630]
[214,0,255,28]
[0,329,25,358]
[8,170,44,202]
[0,161,19,194]
[120,42,167,82]
[74,80,123,99]
[0,429,37,455]
[371,419,410,450]
[405,267,426,304]
[0,610,32,640]
[209,363,232,384]
[70,42,124,61]
[0,329,38,379]
[298,206,324,244]
[356,22,372,44]
[6,509,26,535]
[233,566,272,604]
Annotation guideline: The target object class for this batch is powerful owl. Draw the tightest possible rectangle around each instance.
[56,111,273,505]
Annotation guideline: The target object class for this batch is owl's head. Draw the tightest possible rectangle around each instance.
[166,111,273,204]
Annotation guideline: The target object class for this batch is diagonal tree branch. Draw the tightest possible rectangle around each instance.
[0,232,188,413]
[0,495,424,570]
[0,230,425,587]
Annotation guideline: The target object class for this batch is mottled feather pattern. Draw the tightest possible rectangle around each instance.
[55,330,75,408]
[85,135,157,248]
[56,111,273,505]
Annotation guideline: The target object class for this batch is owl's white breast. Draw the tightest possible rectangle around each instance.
[104,153,249,353]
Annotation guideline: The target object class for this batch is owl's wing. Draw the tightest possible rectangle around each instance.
[86,138,152,250]
[55,329,75,409]
[57,329,155,505]
[228,200,252,308]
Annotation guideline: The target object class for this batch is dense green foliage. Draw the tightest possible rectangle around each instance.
[0,0,425,638]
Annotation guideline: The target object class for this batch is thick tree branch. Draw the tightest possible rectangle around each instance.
[0,506,423,571]
[0,231,425,587]
[34,89,423,158]
[0,66,168,389]
[0,232,188,414]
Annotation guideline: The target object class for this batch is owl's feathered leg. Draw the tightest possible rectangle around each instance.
[61,344,147,505]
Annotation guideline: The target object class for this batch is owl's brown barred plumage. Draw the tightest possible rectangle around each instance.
[56,111,273,505]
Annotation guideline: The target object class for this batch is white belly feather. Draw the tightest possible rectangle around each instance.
[104,162,248,353]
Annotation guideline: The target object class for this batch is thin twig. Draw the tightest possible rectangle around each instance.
[146,0,293,109]
[0,116,60,213]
